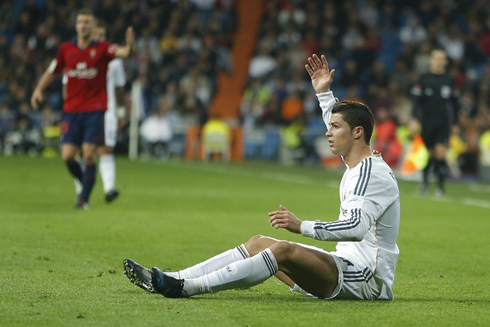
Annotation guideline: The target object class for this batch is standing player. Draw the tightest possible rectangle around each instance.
[411,47,460,196]
[123,54,401,301]
[93,20,126,203]
[31,9,134,209]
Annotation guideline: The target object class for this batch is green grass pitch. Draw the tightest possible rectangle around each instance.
[1,156,489,326]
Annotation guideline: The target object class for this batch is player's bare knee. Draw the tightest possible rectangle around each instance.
[83,154,96,165]
[98,146,113,156]
[244,235,265,255]
[269,241,296,262]
[62,153,75,163]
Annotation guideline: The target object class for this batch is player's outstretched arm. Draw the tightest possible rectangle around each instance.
[268,205,302,234]
[31,69,55,110]
[115,26,135,58]
[305,54,335,94]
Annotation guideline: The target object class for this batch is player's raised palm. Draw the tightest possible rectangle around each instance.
[305,54,335,94]
[126,26,135,47]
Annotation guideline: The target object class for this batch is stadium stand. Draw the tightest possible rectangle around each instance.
[0,0,489,178]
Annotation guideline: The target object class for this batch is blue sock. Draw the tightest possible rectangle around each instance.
[67,161,83,183]
[80,164,96,203]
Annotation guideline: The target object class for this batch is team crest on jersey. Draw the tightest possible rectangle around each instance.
[441,85,451,99]
[108,44,119,54]
[90,49,96,57]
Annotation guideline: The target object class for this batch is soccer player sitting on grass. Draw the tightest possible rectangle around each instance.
[124,54,401,300]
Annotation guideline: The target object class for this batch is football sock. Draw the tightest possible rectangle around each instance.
[99,154,116,193]
[434,159,447,189]
[67,161,83,183]
[80,164,96,203]
[290,284,314,297]
[168,245,251,279]
[422,158,435,184]
[182,248,278,296]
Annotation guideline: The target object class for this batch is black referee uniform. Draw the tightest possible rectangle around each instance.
[411,72,459,192]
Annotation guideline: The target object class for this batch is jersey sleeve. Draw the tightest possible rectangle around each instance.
[103,42,119,60]
[316,91,338,130]
[48,44,66,75]
[301,167,396,242]
[112,59,126,87]
[410,76,424,118]
[450,77,460,125]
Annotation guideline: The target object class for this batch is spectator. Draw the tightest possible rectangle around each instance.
[438,24,465,61]
[248,45,277,79]
[281,91,303,122]
[400,17,427,46]
[373,107,402,168]
[140,97,174,158]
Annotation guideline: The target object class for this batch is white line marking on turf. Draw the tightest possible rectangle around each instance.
[461,198,490,209]
[156,161,490,208]
[162,162,338,188]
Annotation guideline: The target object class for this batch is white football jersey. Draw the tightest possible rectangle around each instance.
[106,58,126,116]
[301,92,401,300]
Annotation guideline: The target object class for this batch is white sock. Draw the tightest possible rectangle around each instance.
[167,245,250,279]
[290,284,314,297]
[183,248,278,296]
[99,154,116,193]
[74,179,82,196]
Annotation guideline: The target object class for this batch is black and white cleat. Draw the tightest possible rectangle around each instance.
[123,258,156,293]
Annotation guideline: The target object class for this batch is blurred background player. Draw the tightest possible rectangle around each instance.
[30,8,134,209]
[95,20,126,203]
[62,20,127,203]
[411,48,460,196]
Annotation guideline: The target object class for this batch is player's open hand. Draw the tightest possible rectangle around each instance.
[126,26,135,46]
[268,205,302,234]
[30,89,43,110]
[305,54,335,94]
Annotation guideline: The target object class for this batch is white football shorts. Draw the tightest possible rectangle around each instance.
[292,243,380,300]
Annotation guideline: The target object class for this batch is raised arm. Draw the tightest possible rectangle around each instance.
[305,54,335,94]
[115,26,135,58]
[305,54,337,129]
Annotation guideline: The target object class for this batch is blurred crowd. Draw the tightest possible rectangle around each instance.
[0,0,236,156]
[241,0,490,173]
[1,0,490,175]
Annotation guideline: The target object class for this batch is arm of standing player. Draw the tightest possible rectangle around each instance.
[31,69,55,110]
[451,87,460,134]
[305,54,337,130]
[409,78,423,135]
[115,26,135,58]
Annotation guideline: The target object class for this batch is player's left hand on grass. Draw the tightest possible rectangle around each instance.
[268,205,302,234]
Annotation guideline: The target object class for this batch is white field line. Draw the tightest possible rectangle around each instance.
[156,161,490,209]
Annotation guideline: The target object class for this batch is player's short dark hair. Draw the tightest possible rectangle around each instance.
[332,101,374,144]
[77,8,94,17]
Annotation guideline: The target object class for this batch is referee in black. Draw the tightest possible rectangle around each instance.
[411,47,459,196]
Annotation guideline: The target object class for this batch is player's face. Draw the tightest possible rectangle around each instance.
[76,14,94,39]
[93,26,107,41]
[430,50,448,72]
[326,113,356,156]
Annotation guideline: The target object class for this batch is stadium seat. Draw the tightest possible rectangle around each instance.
[261,128,280,161]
